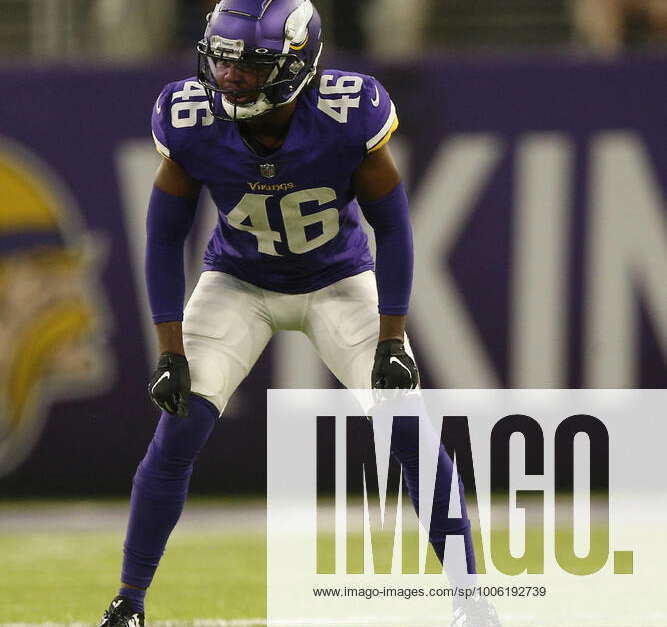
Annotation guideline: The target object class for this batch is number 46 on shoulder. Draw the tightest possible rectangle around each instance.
[317,74,363,124]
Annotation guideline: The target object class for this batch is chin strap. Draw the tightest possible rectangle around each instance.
[221,91,275,120]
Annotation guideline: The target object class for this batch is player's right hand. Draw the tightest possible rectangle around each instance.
[148,352,191,417]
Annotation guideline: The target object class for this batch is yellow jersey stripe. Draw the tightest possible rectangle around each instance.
[368,116,399,153]
[152,131,170,159]
[366,101,398,152]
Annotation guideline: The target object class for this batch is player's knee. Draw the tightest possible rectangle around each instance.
[189,389,226,415]
[190,392,223,418]
[188,356,227,413]
[136,406,216,479]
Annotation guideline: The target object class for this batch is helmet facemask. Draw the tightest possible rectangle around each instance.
[197,36,310,121]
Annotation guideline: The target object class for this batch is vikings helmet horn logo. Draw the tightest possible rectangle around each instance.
[0,137,113,477]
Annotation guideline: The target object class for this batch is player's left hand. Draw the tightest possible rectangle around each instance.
[148,352,191,417]
[371,339,419,389]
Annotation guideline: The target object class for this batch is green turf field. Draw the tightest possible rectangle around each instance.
[0,500,656,626]
[0,530,266,624]
[0,499,267,625]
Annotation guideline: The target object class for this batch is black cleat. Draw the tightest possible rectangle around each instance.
[99,596,144,627]
[452,594,502,627]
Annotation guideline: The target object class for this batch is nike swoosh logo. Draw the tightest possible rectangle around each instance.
[156,98,162,114]
[151,371,170,394]
[389,356,412,377]
[371,85,380,107]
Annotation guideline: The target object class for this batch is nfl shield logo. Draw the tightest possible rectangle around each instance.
[260,163,277,179]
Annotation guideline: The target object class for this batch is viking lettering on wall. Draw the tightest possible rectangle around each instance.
[0,137,113,477]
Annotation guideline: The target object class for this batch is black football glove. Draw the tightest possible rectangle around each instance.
[148,352,191,417]
[371,339,419,389]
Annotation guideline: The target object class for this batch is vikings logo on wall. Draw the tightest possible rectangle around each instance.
[0,137,112,477]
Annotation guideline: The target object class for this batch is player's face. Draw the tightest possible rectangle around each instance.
[212,59,273,105]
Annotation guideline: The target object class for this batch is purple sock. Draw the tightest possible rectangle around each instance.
[120,395,218,591]
[390,412,477,584]
[118,585,146,613]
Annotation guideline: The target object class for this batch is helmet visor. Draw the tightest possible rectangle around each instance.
[199,54,275,106]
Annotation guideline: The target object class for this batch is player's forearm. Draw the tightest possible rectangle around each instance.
[145,186,197,325]
[360,183,414,320]
[379,314,407,342]
[155,321,185,356]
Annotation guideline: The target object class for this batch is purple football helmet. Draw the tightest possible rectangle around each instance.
[197,0,323,121]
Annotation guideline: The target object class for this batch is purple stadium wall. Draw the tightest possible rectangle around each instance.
[0,54,665,494]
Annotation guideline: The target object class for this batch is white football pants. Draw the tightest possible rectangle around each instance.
[182,270,414,414]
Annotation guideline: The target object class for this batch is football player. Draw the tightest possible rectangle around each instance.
[99,1,499,626]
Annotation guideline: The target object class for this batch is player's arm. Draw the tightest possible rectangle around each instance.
[152,157,201,356]
[353,144,419,389]
[145,157,201,416]
[353,144,405,340]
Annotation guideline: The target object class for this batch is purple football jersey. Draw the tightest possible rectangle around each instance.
[151,69,399,294]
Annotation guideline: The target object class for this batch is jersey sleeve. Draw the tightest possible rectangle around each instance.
[362,76,399,154]
[151,83,176,160]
